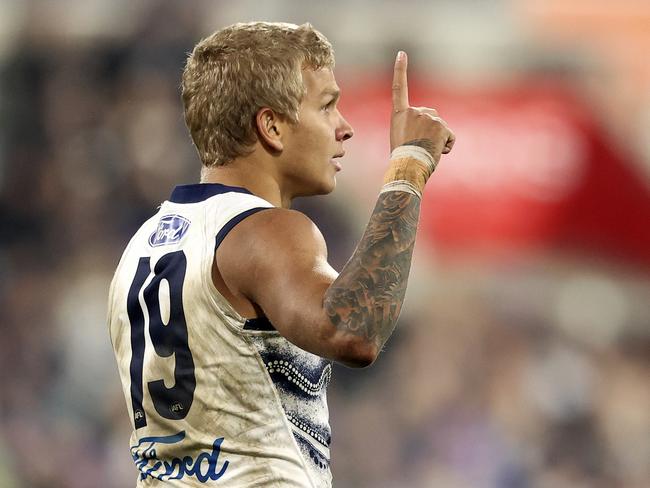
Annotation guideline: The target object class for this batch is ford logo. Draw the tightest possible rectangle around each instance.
[149,215,191,247]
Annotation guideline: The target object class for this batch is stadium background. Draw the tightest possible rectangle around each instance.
[1,0,649,486]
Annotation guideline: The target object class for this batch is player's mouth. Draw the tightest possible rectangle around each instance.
[331,152,345,172]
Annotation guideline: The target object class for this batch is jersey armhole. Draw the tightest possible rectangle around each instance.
[214,206,273,251]
[208,206,279,334]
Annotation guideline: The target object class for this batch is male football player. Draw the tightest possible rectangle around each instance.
[109,21,454,487]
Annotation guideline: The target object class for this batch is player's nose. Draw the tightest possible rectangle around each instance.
[336,114,354,142]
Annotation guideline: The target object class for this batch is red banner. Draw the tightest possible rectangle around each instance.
[339,73,650,269]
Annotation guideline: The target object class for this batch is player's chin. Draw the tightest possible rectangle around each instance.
[307,170,337,195]
[296,175,336,198]
[319,174,337,194]
[309,179,336,196]
[303,166,339,195]
[311,176,336,195]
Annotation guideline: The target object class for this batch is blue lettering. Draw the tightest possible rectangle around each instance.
[143,460,162,479]
[191,451,211,482]
[130,432,229,483]
[163,457,185,480]
[182,455,194,475]
[187,438,229,482]
[208,438,229,480]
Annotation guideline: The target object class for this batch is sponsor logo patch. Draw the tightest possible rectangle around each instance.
[149,215,191,247]
[131,431,229,482]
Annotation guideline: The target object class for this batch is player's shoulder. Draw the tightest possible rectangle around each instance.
[248,207,317,232]
[231,207,326,252]
[215,206,331,303]
[216,207,328,276]
[119,212,163,257]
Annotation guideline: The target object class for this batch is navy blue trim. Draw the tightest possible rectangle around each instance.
[169,183,253,203]
[214,207,271,250]
[243,317,277,331]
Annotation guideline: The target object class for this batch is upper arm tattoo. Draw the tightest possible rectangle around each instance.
[323,191,420,350]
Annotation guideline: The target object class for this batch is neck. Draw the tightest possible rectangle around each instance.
[200,157,293,209]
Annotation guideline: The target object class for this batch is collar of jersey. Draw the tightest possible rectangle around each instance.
[169,183,253,203]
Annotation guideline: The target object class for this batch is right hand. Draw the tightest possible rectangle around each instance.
[390,51,455,164]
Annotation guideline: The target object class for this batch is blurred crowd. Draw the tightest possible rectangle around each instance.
[330,257,650,487]
[1,1,648,487]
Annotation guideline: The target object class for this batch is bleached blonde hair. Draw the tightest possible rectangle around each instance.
[181,22,334,167]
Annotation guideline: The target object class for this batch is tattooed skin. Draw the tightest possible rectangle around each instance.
[323,190,420,351]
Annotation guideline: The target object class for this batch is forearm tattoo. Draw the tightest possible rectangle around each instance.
[323,191,420,350]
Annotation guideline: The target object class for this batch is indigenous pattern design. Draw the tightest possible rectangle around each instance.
[248,330,333,486]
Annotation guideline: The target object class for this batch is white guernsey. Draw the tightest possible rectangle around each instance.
[108,183,332,487]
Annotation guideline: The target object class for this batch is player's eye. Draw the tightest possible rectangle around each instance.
[322,100,335,111]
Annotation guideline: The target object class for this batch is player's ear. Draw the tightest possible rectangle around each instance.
[255,107,284,152]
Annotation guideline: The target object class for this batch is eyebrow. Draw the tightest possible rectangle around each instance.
[321,89,340,102]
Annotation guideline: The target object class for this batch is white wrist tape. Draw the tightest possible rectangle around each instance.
[390,145,437,174]
[380,180,422,199]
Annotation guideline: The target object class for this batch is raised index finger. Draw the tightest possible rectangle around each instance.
[392,51,409,112]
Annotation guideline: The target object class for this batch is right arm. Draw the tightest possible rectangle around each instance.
[217,52,455,367]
